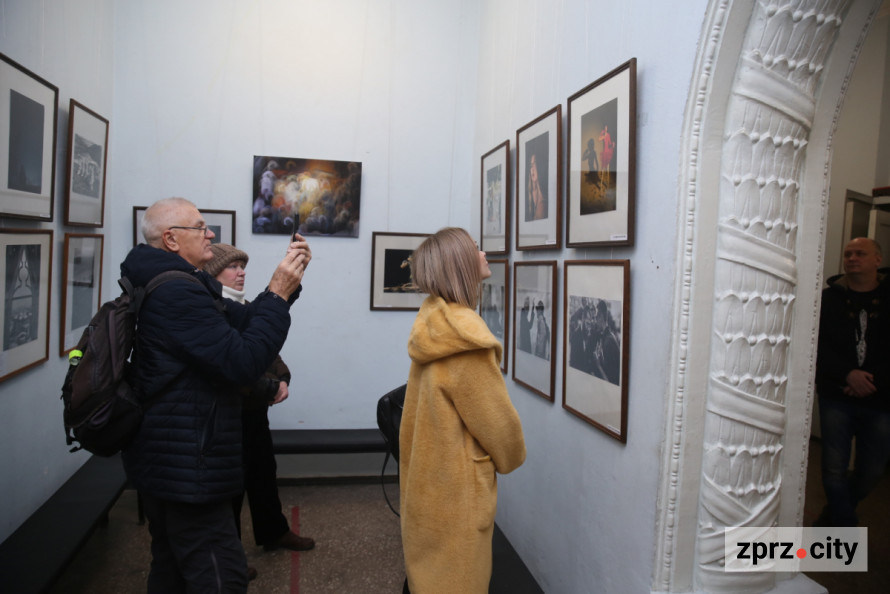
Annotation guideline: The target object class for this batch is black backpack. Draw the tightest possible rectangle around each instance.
[376,383,406,515]
[61,270,199,456]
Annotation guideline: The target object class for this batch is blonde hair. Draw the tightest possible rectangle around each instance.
[142,197,196,247]
[411,227,482,309]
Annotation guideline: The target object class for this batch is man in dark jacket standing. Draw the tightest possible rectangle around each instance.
[815,237,890,527]
[121,197,310,592]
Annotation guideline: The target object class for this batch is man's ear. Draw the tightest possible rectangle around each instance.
[161,230,180,253]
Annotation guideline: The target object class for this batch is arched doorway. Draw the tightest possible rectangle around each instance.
[653,1,885,591]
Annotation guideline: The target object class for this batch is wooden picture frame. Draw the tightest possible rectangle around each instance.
[60,233,104,355]
[562,260,630,442]
[64,99,109,227]
[370,232,430,311]
[480,141,511,255]
[0,229,52,383]
[480,259,510,374]
[0,52,58,221]
[512,260,557,401]
[516,105,562,250]
[134,206,236,246]
[566,58,636,247]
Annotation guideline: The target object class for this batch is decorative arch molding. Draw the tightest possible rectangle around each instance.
[653,1,883,592]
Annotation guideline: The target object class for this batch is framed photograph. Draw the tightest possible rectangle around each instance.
[567,58,636,247]
[480,141,510,255]
[516,105,562,250]
[480,259,510,374]
[512,261,557,401]
[370,232,430,311]
[133,206,235,246]
[64,99,109,227]
[0,52,59,221]
[252,155,362,238]
[562,260,630,442]
[60,233,103,356]
[0,229,52,383]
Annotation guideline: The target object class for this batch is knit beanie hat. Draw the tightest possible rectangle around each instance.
[204,243,249,278]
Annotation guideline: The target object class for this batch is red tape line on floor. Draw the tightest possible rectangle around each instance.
[290,506,301,594]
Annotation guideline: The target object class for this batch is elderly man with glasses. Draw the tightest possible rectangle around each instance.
[120,197,311,593]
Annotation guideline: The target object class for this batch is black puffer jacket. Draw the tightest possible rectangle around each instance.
[816,268,890,410]
[120,244,296,503]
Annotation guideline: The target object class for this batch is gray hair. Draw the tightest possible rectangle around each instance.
[142,197,196,247]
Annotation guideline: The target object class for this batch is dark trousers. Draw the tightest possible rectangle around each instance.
[141,492,248,594]
[819,395,890,526]
[232,406,289,546]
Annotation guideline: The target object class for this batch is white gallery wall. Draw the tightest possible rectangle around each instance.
[472,1,708,592]
[0,0,115,546]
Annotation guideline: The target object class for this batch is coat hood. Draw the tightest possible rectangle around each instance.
[407,296,501,365]
[825,267,890,292]
[120,243,220,293]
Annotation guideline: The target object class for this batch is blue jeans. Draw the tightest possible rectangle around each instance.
[819,396,890,526]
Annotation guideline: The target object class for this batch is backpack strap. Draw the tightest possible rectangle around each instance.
[119,270,226,315]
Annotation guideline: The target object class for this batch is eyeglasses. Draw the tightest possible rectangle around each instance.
[168,225,212,236]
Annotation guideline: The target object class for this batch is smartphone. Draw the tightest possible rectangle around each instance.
[290,214,300,242]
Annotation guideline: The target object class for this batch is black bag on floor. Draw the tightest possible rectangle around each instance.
[376,383,406,515]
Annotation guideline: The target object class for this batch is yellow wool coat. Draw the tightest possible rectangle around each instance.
[400,296,526,593]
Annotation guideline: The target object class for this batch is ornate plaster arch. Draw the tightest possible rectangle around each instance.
[654,0,883,592]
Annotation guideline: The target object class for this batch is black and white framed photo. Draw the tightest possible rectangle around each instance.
[64,99,109,227]
[0,52,59,221]
[60,233,103,355]
[516,105,561,250]
[563,260,630,442]
[133,206,236,246]
[370,232,430,311]
[512,261,557,401]
[0,229,52,383]
[480,141,510,255]
[567,58,636,247]
[480,259,510,374]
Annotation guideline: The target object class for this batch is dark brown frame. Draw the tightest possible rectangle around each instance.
[480,141,511,255]
[133,206,237,246]
[566,58,636,248]
[0,228,53,383]
[479,258,510,374]
[562,259,630,442]
[64,99,109,227]
[60,233,104,355]
[0,52,59,222]
[516,105,562,250]
[370,231,430,311]
[512,260,558,401]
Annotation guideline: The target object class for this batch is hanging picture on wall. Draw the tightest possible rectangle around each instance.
[480,259,510,374]
[563,260,630,442]
[0,52,59,222]
[60,233,103,355]
[0,229,52,383]
[516,105,561,250]
[512,261,557,401]
[252,155,362,238]
[567,58,636,247]
[480,141,510,255]
[133,206,235,246]
[370,232,430,311]
[64,99,109,227]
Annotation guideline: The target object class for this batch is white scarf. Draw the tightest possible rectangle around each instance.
[221,284,246,304]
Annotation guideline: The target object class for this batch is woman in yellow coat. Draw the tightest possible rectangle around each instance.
[400,227,527,593]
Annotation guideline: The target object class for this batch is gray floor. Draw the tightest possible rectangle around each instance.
[46,440,889,593]
[47,479,542,593]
